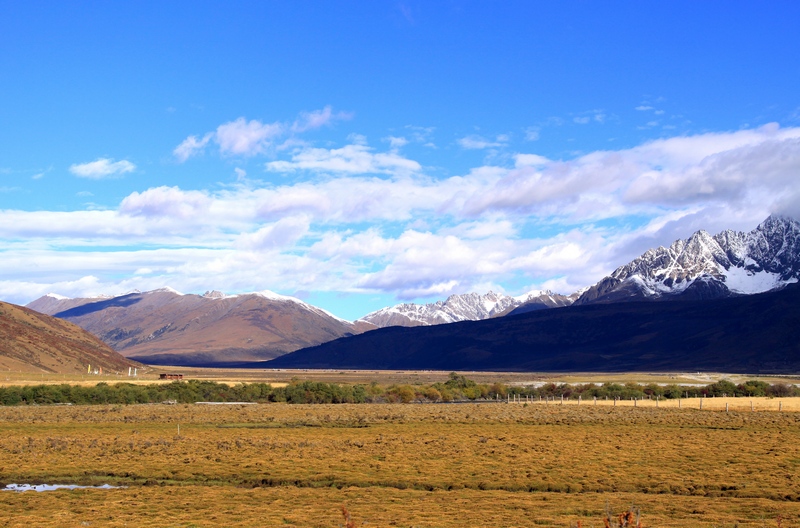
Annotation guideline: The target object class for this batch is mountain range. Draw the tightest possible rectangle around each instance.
[28,288,374,366]
[575,214,800,304]
[265,283,800,373]
[0,300,138,374]
[357,290,576,328]
[23,214,800,370]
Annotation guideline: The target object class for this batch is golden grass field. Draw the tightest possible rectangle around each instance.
[1,400,799,527]
[2,366,798,388]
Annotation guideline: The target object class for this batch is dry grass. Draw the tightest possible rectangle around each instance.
[517,396,800,412]
[0,403,799,526]
[4,366,798,387]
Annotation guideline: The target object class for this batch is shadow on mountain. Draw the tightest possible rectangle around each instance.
[55,294,142,318]
[261,284,800,373]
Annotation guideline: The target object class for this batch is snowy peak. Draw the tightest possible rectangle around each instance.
[358,289,575,328]
[577,215,800,304]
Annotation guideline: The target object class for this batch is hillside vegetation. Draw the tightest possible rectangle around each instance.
[0,301,139,374]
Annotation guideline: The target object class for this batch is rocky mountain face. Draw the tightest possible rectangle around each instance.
[575,215,800,305]
[358,290,575,328]
[0,300,139,374]
[27,288,373,366]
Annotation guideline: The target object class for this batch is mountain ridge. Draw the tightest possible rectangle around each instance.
[358,290,575,328]
[264,283,800,373]
[27,289,374,365]
[575,215,800,304]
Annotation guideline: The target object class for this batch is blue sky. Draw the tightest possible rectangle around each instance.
[2,1,800,320]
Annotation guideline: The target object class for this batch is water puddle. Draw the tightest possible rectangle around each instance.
[3,483,125,492]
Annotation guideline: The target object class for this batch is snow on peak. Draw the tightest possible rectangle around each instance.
[149,287,184,295]
[578,214,800,304]
[202,290,228,299]
[252,289,304,303]
[44,293,69,300]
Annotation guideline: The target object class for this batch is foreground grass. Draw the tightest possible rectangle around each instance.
[0,403,799,526]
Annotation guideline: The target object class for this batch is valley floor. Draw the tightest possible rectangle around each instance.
[0,402,799,527]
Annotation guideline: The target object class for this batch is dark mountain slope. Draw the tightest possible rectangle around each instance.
[264,284,800,373]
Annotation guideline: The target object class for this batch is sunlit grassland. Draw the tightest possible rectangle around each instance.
[1,403,799,526]
[3,366,798,387]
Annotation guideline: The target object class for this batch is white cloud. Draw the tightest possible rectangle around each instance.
[292,105,352,133]
[635,105,654,111]
[514,153,550,167]
[385,136,409,149]
[266,144,421,175]
[458,134,508,149]
[236,216,311,251]
[69,158,135,179]
[120,186,213,220]
[524,127,540,141]
[573,116,591,124]
[4,124,800,315]
[173,133,212,162]
[215,118,283,156]
[174,107,350,162]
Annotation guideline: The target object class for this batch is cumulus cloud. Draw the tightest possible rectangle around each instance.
[69,158,135,179]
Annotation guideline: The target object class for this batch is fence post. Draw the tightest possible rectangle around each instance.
[700,398,703,410]
[751,400,754,412]
[780,401,783,412]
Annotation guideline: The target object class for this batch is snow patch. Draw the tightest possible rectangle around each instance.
[149,287,184,296]
[44,293,69,300]
[722,267,794,294]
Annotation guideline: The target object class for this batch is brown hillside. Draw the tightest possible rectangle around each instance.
[28,290,375,365]
[0,300,140,374]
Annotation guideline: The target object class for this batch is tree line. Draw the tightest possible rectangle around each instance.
[0,374,797,406]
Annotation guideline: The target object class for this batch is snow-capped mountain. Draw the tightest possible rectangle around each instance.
[27,288,374,365]
[575,214,800,305]
[358,290,575,328]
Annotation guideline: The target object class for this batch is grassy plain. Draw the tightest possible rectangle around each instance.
[2,366,799,387]
[1,402,799,526]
